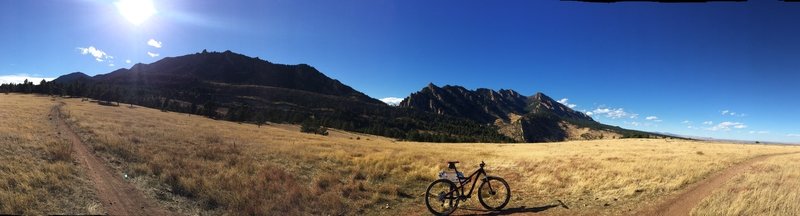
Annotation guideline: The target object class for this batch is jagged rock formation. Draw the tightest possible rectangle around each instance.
[400,84,655,142]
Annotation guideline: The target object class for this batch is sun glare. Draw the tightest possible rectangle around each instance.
[115,0,156,26]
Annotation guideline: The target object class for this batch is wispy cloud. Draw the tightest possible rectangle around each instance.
[624,121,658,127]
[557,98,577,109]
[125,59,132,64]
[147,52,160,57]
[625,121,641,127]
[108,63,115,67]
[748,131,769,134]
[0,74,55,84]
[77,46,113,62]
[645,116,662,122]
[682,120,692,124]
[592,107,637,119]
[707,121,747,131]
[721,109,746,117]
[788,134,800,137]
[147,39,162,48]
[380,97,404,106]
[703,121,713,125]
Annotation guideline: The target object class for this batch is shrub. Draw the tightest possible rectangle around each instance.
[300,119,328,136]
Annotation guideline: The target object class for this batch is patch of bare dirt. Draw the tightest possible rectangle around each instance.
[52,104,170,216]
[639,152,799,216]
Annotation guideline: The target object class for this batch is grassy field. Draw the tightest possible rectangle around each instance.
[2,93,800,215]
[692,153,800,215]
[0,94,101,214]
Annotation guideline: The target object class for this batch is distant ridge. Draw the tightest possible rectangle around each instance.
[400,83,663,142]
[50,50,668,143]
[50,50,512,143]
[52,72,90,84]
[73,50,382,104]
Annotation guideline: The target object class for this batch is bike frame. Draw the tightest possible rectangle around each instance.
[447,165,492,199]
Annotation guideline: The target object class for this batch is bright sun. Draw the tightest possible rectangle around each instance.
[115,0,157,26]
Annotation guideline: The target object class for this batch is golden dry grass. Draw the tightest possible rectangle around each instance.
[0,94,101,214]
[56,95,800,215]
[10,94,798,215]
[691,153,800,215]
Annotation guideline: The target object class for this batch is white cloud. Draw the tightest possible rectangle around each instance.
[721,109,746,117]
[703,121,713,125]
[682,120,692,124]
[126,59,132,64]
[0,74,55,84]
[380,97,404,106]
[77,46,113,62]
[557,98,577,109]
[592,107,636,119]
[585,111,593,116]
[147,39,162,48]
[788,134,800,137]
[748,131,769,134]
[108,63,115,67]
[625,121,659,127]
[147,52,160,57]
[707,121,747,131]
[645,116,662,122]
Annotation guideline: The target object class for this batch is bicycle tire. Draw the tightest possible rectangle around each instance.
[477,176,510,211]
[425,179,460,215]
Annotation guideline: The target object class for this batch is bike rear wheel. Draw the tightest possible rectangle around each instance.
[425,179,460,215]
[478,176,510,211]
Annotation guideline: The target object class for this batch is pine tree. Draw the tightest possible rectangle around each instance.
[255,112,267,128]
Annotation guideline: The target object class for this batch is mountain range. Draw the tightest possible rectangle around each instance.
[399,84,652,142]
[49,50,664,142]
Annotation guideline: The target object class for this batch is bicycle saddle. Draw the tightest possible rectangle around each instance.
[447,161,459,169]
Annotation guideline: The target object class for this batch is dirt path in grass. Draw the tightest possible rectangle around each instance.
[51,103,170,216]
[640,152,799,216]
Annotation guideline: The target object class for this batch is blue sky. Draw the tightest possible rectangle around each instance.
[1,0,799,142]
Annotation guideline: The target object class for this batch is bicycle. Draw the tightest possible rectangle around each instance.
[424,161,511,215]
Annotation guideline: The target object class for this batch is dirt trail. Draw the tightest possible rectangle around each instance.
[51,103,170,216]
[641,152,798,216]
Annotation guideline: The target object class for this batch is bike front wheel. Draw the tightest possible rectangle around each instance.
[425,179,460,215]
[478,176,510,211]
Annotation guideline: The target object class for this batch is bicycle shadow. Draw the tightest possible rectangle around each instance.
[453,199,569,216]
[454,204,561,216]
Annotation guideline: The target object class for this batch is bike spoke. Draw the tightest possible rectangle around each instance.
[426,180,459,214]
[479,178,510,210]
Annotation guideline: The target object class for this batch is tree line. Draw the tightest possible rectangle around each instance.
[1,79,514,143]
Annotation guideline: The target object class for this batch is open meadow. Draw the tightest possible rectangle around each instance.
[2,93,799,215]
[0,94,101,214]
[692,153,800,215]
